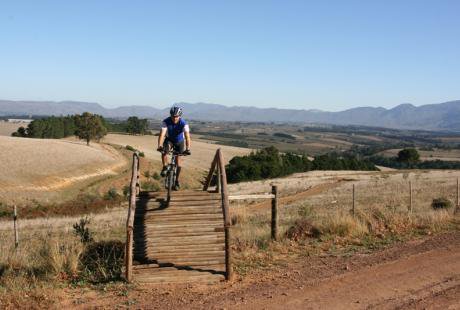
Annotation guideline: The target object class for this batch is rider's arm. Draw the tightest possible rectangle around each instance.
[158,127,167,148]
[184,124,191,150]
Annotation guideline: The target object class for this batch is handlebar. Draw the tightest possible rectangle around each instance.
[157,148,190,156]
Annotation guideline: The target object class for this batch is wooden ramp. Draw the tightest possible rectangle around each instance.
[125,150,232,284]
[131,190,226,283]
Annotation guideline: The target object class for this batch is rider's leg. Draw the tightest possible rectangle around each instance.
[161,141,170,176]
[175,156,182,184]
[175,140,185,184]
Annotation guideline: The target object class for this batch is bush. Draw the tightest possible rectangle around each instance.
[79,240,124,283]
[152,172,161,180]
[431,198,453,210]
[73,217,94,244]
[104,187,120,200]
[125,145,135,152]
[143,171,151,178]
[285,219,321,241]
[139,151,145,157]
[123,185,131,199]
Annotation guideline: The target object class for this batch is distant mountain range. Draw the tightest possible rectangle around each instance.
[1,99,460,131]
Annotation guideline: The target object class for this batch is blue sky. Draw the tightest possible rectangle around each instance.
[1,0,459,111]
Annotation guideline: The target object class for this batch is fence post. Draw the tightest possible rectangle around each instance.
[13,205,19,248]
[409,181,413,213]
[456,177,459,214]
[352,184,355,217]
[271,185,278,241]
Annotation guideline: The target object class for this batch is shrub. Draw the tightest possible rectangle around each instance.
[73,217,94,244]
[152,172,161,180]
[39,238,83,278]
[285,219,321,241]
[125,145,135,152]
[139,151,145,157]
[79,240,125,283]
[431,198,453,210]
[123,185,131,199]
[104,187,120,200]
[143,171,151,178]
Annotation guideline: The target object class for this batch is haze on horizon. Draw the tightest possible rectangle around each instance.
[1,1,459,112]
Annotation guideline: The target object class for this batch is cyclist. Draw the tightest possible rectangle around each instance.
[157,106,191,190]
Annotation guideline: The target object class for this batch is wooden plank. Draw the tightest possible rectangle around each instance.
[134,274,225,284]
[135,241,225,249]
[139,214,223,221]
[138,206,222,213]
[134,226,223,234]
[139,219,224,225]
[142,235,225,243]
[133,269,224,277]
[147,255,225,262]
[137,245,226,253]
[132,264,225,272]
[135,231,224,238]
[169,196,221,202]
[228,194,275,200]
[150,258,226,265]
[139,222,223,229]
[142,200,221,207]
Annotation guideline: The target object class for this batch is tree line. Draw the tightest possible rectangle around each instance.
[13,113,107,145]
[226,146,377,183]
[12,114,150,144]
[370,148,460,170]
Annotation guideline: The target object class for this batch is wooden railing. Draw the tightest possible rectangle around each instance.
[203,149,232,280]
[125,152,140,283]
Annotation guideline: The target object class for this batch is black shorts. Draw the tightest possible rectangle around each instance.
[163,139,185,154]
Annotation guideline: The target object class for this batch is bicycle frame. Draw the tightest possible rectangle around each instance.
[165,152,178,202]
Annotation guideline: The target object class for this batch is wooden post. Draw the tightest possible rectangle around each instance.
[271,185,278,241]
[409,181,413,213]
[217,149,232,281]
[13,205,19,248]
[456,177,459,214]
[352,184,355,217]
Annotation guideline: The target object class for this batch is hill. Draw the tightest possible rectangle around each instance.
[1,99,460,131]
[0,136,126,204]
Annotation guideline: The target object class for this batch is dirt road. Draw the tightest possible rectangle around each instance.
[59,231,460,309]
[232,236,460,309]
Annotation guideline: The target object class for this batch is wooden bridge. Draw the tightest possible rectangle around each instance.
[124,149,232,284]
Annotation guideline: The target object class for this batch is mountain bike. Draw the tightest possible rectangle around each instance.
[160,149,190,202]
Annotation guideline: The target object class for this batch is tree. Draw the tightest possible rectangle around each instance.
[74,112,107,145]
[126,116,149,135]
[397,148,420,163]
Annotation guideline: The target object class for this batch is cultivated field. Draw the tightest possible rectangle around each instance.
[0,136,127,204]
[380,148,460,161]
[102,133,251,170]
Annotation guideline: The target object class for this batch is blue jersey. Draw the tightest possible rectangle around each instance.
[161,117,190,143]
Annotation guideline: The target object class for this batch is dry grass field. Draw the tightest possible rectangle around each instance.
[0,121,21,136]
[1,166,459,308]
[102,133,251,170]
[0,136,127,204]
